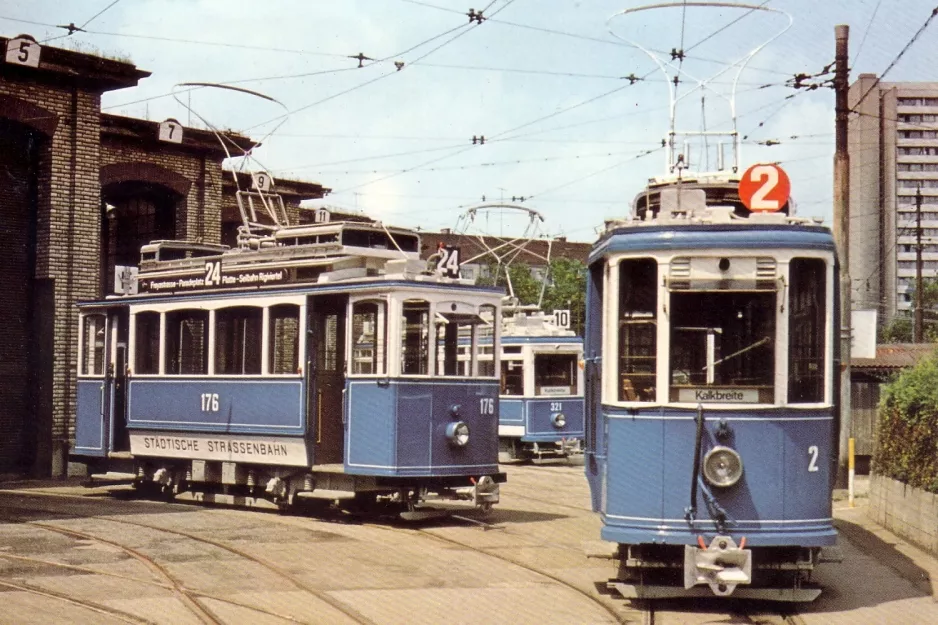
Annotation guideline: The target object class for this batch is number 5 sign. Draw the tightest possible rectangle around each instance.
[738,163,791,213]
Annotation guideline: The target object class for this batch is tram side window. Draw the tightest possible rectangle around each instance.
[216,307,262,375]
[269,304,300,375]
[619,259,657,401]
[501,360,524,395]
[135,311,160,374]
[352,300,386,375]
[401,300,430,375]
[789,258,826,403]
[81,314,106,376]
[166,310,209,375]
[477,304,497,377]
[535,353,578,396]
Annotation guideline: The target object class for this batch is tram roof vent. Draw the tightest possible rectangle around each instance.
[659,187,707,220]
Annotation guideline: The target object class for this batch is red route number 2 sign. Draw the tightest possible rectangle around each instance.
[738,163,791,212]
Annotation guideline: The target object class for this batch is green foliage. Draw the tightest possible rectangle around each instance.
[475,258,587,335]
[542,257,587,335]
[880,278,938,343]
[875,353,938,492]
[879,315,913,343]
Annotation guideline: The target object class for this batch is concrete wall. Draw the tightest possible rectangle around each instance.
[869,473,938,556]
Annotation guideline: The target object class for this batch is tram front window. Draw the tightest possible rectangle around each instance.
[669,291,775,403]
[401,300,430,375]
[435,313,479,377]
[535,353,578,396]
[501,360,523,395]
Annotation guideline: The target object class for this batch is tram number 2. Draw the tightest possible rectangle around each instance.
[201,393,220,412]
[807,445,819,472]
[479,397,495,415]
[204,260,221,286]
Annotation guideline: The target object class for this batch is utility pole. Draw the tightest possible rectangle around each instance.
[915,186,924,342]
[833,24,851,488]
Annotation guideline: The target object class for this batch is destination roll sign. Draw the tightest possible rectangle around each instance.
[138,259,293,294]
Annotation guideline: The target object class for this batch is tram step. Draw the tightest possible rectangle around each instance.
[584,540,619,559]
[89,472,137,482]
[295,489,357,500]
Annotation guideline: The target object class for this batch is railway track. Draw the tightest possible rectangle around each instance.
[0,494,374,625]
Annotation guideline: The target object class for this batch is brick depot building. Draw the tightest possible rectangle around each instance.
[0,35,326,476]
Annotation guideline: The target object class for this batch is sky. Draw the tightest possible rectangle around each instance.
[3,0,938,242]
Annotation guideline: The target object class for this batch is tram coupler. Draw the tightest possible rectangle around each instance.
[684,535,752,596]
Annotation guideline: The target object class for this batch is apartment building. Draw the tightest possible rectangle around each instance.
[849,74,938,323]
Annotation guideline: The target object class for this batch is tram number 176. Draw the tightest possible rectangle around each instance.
[201,393,220,412]
[479,397,495,415]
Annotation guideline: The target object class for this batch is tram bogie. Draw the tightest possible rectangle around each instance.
[585,176,838,601]
[72,215,505,516]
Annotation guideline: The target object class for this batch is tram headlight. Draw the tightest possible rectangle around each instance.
[551,412,566,429]
[446,421,470,447]
[702,446,743,488]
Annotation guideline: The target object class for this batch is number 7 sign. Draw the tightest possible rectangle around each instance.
[738,163,791,213]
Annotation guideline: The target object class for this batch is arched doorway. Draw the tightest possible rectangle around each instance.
[100,181,181,295]
[0,118,44,472]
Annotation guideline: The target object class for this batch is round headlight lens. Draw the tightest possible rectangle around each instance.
[446,421,470,446]
[551,412,566,428]
[702,446,743,487]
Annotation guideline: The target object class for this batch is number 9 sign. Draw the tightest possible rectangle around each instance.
[738,163,791,213]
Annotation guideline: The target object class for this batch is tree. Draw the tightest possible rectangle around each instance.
[542,257,587,336]
[878,277,938,343]
[475,258,588,335]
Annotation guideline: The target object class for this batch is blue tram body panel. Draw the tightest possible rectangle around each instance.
[498,398,524,425]
[521,398,585,441]
[75,380,108,456]
[127,378,305,436]
[346,378,499,477]
[599,407,836,547]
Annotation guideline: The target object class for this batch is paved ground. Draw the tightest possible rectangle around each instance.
[0,468,934,625]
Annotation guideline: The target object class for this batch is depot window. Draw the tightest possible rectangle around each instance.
[166,309,209,375]
[618,258,658,402]
[269,304,300,375]
[788,258,826,403]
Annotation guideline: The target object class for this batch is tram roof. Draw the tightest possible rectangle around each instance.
[78,278,504,308]
[589,223,836,265]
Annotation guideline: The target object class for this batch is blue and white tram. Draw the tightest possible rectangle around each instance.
[71,219,504,515]
[584,175,838,600]
[496,312,585,461]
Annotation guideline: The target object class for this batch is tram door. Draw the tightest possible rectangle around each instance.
[75,307,129,456]
[110,308,130,453]
[308,295,348,465]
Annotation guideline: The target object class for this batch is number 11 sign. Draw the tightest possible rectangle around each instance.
[738,163,790,213]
